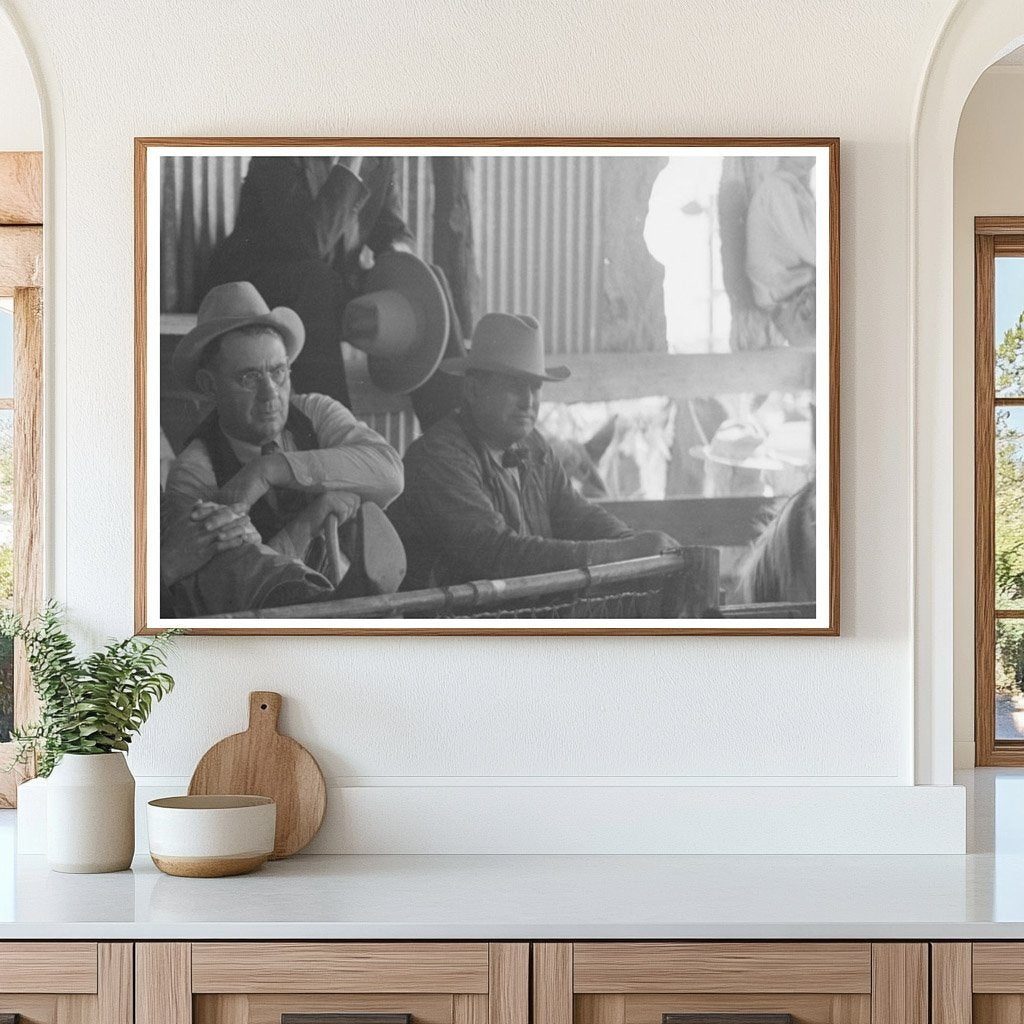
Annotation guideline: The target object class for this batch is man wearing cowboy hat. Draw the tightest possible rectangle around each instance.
[164,281,406,614]
[389,312,678,590]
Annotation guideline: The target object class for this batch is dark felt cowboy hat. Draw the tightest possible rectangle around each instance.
[172,281,305,389]
[341,251,450,395]
[440,312,570,383]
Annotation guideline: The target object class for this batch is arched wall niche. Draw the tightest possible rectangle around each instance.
[914,0,1024,785]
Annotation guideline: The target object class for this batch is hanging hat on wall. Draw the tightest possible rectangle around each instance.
[340,251,450,395]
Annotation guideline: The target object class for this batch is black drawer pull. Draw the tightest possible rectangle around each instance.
[665,1016,794,1024]
[283,1016,411,1024]
[1,1016,21,1024]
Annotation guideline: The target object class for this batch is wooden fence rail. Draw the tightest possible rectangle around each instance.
[207,548,720,621]
[601,495,776,548]
[159,315,813,423]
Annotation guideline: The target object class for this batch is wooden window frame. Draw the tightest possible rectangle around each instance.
[0,151,43,806]
[975,217,1024,765]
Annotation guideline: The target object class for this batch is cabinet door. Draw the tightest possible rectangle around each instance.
[0,943,131,1024]
[943,943,1024,1024]
[533,944,928,1024]
[137,943,528,1024]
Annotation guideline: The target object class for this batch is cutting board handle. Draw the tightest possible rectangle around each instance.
[248,691,282,734]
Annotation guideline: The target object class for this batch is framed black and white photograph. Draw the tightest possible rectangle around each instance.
[135,138,838,635]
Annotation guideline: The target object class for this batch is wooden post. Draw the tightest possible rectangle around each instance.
[661,545,720,618]
[597,156,666,353]
[0,153,42,225]
[0,226,42,296]
[431,155,479,336]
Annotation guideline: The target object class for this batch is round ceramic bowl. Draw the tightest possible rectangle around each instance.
[147,795,276,878]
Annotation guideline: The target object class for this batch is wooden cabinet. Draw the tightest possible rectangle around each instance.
[0,938,954,1024]
[532,943,928,1024]
[135,944,528,1024]
[0,943,132,1024]
[932,943,1024,1024]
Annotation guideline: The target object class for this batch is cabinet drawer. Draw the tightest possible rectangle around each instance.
[191,943,490,994]
[0,943,130,1024]
[572,944,871,994]
[139,942,528,1024]
[534,943,926,1024]
[0,942,98,994]
[973,944,1024,992]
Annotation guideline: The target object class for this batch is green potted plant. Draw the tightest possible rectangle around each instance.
[2,602,179,873]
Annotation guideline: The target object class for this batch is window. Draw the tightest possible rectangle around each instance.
[975,219,1024,764]
[0,150,43,806]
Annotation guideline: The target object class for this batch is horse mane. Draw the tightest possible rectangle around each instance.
[732,480,816,604]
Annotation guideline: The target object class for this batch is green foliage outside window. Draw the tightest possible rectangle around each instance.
[0,415,12,740]
[996,311,1024,692]
[0,633,11,742]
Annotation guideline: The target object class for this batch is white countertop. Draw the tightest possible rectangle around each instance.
[0,848,1022,940]
[1,768,1022,941]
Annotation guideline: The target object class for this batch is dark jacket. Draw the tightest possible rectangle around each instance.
[390,411,636,588]
[204,156,413,403]
[207,155,411,290]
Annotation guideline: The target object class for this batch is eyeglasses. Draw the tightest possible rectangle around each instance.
[230,364,290,392]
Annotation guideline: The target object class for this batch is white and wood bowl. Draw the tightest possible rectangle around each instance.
[147,795,276,877]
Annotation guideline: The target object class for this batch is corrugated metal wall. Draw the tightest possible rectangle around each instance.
[469,154,601,355]
[160,155,247,313]
[159,154,437,313]
[161,154,608,346]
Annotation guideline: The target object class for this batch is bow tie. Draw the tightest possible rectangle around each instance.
[501,446,528,470]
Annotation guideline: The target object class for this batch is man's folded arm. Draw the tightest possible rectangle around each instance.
[405,452,668,582]
[274,393,404,507]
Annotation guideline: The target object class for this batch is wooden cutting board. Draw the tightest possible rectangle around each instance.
[188,691,326,859]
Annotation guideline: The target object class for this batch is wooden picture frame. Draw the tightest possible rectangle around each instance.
[135,137,839,635]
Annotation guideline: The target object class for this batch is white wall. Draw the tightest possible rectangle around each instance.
[953,66,1024,767]
[0,8,39,151]
[0,0,972,852]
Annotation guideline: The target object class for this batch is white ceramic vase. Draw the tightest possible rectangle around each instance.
[46,752,135,873]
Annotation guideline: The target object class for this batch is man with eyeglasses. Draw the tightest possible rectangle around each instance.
[163,281,406,615]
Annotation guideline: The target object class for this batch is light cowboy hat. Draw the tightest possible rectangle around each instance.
[441,312,570,383]
[341,251,450,395]
[690,418,813,470]
[172,281,305,389]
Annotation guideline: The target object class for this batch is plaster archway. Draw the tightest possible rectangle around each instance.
[913,1,1024,785]
[0,7,43,149]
